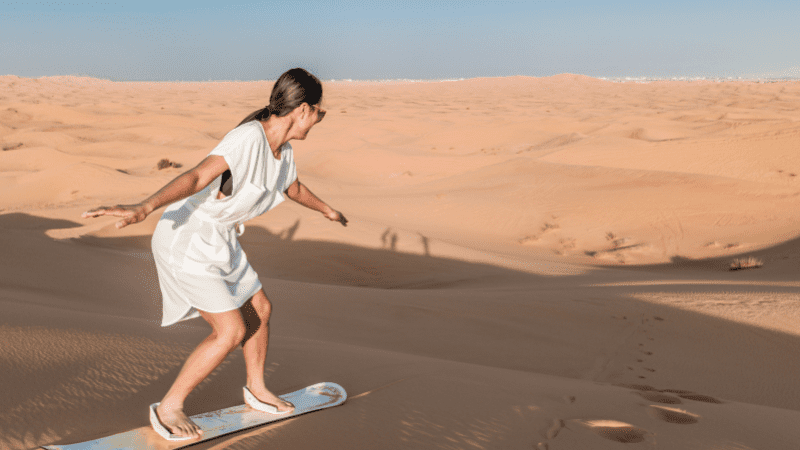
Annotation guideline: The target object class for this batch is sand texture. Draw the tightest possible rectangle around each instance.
[3,74,800,449]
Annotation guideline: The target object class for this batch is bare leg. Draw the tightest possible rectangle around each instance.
[241,289,294,412]
[156,309,246,439]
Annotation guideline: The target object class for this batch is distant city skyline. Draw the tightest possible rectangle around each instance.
[1,1,798,81]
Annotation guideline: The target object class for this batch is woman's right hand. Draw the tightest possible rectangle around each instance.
[82,203,152,229]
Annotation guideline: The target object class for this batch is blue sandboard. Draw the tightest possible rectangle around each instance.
[41,382,346,450]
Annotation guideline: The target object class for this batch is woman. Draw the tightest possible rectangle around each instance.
[82,68,347,440]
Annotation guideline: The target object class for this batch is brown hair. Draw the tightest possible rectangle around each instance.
[238,68,323,127]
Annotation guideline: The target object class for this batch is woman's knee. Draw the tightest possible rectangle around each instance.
[216,325,246,350]
[250,290,273,322]
[204,311,247,349]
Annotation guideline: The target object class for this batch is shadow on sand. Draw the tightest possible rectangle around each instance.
[3,212,800,449]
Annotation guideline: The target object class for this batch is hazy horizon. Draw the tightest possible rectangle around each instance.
[2,1,799,82]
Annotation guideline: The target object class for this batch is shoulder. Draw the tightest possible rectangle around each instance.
[225,120,265,143]
[210,121,264,157]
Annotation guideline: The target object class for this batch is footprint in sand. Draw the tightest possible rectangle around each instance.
[2,142,24,151]
[636,391,682,404]
[542,386,712,447]
[546,418,564,439]
[624,385,724,405]
[663,391,724,404]
[575,419,649,443]
[679,393,723,404]
[616,383,657,392]
[534,418,562,450]
[647,405,700,424]
[615,384,725,405]
[519,222,561,246]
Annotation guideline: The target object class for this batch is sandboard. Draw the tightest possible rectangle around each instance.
[41,382,346,450]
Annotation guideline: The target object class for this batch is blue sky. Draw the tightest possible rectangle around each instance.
[1,1,798,81]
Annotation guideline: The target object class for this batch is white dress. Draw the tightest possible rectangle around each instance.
[151,120,297,326]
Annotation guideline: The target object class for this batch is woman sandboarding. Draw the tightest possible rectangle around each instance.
[83,68,347,440]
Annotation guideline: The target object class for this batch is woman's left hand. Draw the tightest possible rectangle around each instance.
[324,209,348,227]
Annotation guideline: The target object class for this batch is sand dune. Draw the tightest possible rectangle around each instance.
[3,75,800,449]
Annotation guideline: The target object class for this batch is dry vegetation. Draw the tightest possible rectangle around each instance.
[156,158,182,170]
[729,257,763,271]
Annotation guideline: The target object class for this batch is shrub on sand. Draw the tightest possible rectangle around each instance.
[729,257,763,271]
[156,158,182,170]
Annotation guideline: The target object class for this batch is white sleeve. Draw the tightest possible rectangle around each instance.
[208,124,259,193]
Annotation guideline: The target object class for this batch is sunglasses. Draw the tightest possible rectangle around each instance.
[314,105,326,122]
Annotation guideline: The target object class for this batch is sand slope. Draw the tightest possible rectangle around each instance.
[2,75,800,449]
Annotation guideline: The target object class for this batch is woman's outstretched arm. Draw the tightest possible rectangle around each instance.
[285,179,348,226]
[82,155,229,228]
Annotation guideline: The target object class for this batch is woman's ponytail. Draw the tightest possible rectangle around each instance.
[237,68,322,127]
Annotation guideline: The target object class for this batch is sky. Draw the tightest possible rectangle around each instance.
[1,0,799,81]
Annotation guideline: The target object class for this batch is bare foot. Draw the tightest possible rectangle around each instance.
[155,403,203,438]
[246,385,295,413]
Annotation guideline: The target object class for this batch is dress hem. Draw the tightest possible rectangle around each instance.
[160,281,264,327]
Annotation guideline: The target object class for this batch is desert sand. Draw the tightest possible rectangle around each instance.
[2,74,800,449]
